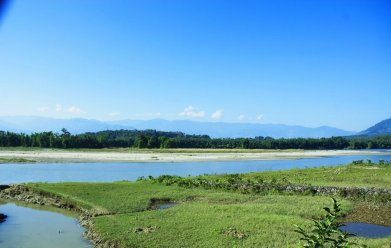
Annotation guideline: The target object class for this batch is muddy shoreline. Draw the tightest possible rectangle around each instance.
[0,185,118,248]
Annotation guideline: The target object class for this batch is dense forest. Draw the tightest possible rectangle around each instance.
[0,129,391,149]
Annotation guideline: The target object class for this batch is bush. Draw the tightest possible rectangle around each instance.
[294,198,352,248]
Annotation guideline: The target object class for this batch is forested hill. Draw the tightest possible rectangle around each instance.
[1,129,391,149]
[359,118,391,136]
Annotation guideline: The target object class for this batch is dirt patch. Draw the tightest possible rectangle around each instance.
[133,225,159,234]
[342,202,391,226]
[222,227,248,240]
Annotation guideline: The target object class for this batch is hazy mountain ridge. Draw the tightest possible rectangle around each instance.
[358,118,391,136]
[0,116,129,134]
[0,116,356,138]
[109,119,356,138]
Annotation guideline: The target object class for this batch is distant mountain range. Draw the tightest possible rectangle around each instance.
[0,116,359,138]
[0,116,125,134]
[358,118,391,136]
[109,119,356,138]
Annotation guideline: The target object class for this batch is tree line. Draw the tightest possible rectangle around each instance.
[0,129,390,149]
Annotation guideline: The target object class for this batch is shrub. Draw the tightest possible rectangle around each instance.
[294,198,352,248]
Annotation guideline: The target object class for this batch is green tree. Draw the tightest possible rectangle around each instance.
[241,139,250,149]
[135,134,148,148]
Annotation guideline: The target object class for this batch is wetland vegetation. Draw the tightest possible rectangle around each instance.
[1,160,389,247]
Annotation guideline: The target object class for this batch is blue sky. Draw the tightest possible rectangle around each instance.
[0,0,390,131]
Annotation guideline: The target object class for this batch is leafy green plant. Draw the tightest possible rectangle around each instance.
[295,198,352,248]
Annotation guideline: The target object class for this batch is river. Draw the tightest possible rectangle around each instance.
[1,154,391,184]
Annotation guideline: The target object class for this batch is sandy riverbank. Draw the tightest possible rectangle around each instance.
[0,149,388,163]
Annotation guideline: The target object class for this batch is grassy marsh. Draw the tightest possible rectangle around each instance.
[2,161,389,247]
[241,163,391,189]
[26,173,390,247]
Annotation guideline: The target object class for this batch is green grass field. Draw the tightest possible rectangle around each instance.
[27,162,391,248]
[30,182,352,247]
[241,163,391,189]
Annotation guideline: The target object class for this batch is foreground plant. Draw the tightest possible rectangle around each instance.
[295,198,352,248]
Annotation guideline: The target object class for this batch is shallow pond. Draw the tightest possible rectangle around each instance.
[0,202,93,248]
[0,153,390,184]
[341,222,391,238]
[158,203,177,210]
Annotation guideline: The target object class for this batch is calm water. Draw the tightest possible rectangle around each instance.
[0,202,93,248]
[341,223,391,238]
[0,154,391,184]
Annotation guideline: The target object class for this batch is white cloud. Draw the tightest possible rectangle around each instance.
[211,110,223,120]
[256,114,264,121]
[38,106,49,112]
[238,114,245,121]
[55,104,62,112]
[178,106,205,118]
[66,106,82,114]
[38,104,84,115]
